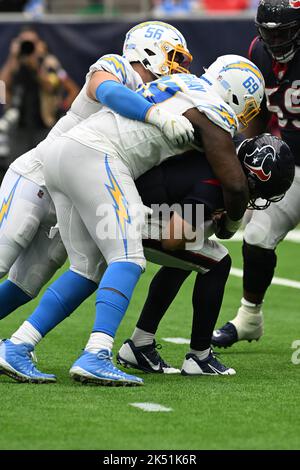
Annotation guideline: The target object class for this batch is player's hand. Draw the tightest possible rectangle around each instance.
[146,107,194,147]
[213,212,242,240]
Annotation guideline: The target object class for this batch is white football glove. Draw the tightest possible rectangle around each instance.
[146,106,194,148]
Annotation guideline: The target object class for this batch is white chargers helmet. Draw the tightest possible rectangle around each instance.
[203,54,265,128]
[123,21,193,77]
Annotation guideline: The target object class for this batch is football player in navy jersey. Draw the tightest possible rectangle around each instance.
[212,0,300,348]
[117,134,294,376]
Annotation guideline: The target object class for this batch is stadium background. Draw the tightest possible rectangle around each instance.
[0,1,299,452]
[0,18,256,86]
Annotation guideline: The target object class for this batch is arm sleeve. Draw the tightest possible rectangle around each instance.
[95,80,153,121]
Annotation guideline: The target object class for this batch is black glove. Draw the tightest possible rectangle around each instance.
[213,213,242,240]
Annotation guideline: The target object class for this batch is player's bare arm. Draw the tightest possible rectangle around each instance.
[184,108,249,222]
[87,70,121,100]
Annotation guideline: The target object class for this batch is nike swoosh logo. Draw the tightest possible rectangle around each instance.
[142,354,161,371]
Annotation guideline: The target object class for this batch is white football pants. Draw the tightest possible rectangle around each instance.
[0,169,67,297]
[43,136,146,284]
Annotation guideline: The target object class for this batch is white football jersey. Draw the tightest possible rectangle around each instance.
[10,55,143,186]
[65,73,239,179]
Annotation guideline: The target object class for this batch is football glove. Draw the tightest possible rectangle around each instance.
[146,106,194,147]
[213,212,242,240]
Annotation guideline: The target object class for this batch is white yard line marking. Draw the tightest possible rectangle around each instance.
[162,337,190,345]
[230,267,300,289]
[211,229,300,243]
[130,403,172,412]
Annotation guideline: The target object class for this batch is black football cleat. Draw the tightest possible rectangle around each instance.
[117,339,180,374]
[211,322,239,348]
[181,350,236,376]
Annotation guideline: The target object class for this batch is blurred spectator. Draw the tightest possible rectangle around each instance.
[0,28,79,166]
[24,0,45,17]
[203,0,249,10]
[153,0,198,15]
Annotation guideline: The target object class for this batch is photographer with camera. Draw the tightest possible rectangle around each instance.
[0,27,79,169]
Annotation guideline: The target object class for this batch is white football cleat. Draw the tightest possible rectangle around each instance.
[181,350,236,376]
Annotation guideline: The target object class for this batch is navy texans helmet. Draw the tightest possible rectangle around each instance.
[256,0,300,62]
[238,133,295,209]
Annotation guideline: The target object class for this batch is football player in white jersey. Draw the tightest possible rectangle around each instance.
[0,21,193,319]
[0,55,265,386]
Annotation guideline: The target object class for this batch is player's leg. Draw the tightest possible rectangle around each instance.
[0,139,145,385]
[118,264,190,374]
[212,167,300,348]
[117,216,213,371]
[0,170,50,319]
[7,198,67,301]
[118,238,235,375]
[0,191,103,383]
[181,251,235,376]
[62,148,146,386]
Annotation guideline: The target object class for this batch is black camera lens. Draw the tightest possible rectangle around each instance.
[19,40,35,56]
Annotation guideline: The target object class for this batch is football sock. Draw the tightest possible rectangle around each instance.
[231,299,264,340]
[131,327,155,347]
[190,255,231,351]
[90,262,142,350]
[85,332,113,354]
[0,280,32,320]
[11,320,42,347]
[26,270,97,337]
[136,266,190,334]
[242,241,277,300]
[241,297,263,312]
[190,347,210,361]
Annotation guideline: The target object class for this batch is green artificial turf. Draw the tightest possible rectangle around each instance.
[0,241,299,450]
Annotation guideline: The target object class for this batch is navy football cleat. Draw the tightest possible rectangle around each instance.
[211,322,239,348]
[0,339,56,383]
[70,349,144,386]
[117,339,180,374]
[181,350,236,376]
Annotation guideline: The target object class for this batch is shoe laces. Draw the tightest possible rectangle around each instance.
[96,349,113,361]
[208,350,228,371]
[145,342,169,368]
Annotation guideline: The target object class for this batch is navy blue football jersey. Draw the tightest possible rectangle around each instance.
[249,36,300,166]
[135,150,224,228]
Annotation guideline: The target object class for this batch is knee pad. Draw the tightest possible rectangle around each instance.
[6,210,40,249]
[0,243,20,278]
[243,241,277,295]
[244,218,272,249]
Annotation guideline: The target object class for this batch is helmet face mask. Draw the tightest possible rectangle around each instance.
[256,0,300,63]
[237,134,295,210]
[257,22,300,62]
[123,21,193,77]
[236,95,262,128]
[162,42,193,74]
